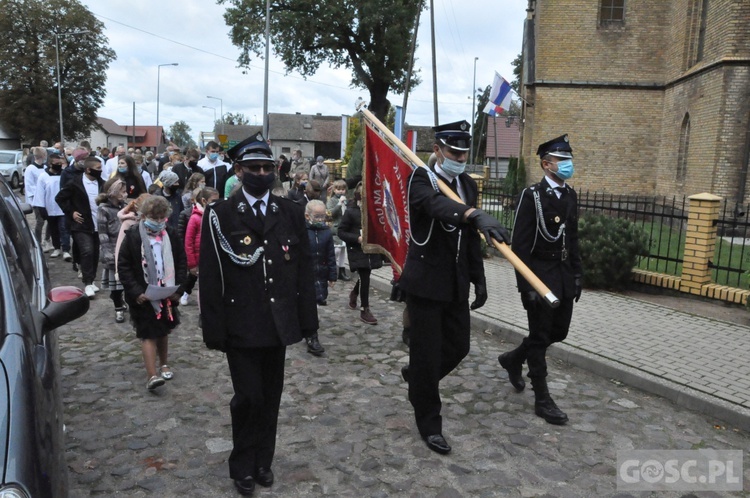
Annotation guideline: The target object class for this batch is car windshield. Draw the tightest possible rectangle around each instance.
[0,152,17,164]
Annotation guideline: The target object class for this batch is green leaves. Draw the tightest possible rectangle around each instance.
[578,214,650,290]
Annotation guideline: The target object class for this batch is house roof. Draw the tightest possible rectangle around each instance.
[121,126,164,148]
[268,113,342,143]
[484,119,521,159]
[96,117,130,136]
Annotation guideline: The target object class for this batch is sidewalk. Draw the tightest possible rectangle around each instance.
[372,257,750,432]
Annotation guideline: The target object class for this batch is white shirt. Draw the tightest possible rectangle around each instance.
[35,173,64,216]
[241,189,270,217]
[435,163,466,202]
[24,163,45,203]
[82,176,100,231]
[198,156,229,172]
[103,156,120,180]
[543,175,566,199]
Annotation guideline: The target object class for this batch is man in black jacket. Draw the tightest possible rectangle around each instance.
[199,133,318,496]
[55,156,104,297]
[498,134,582,425]
[398,120,510,455]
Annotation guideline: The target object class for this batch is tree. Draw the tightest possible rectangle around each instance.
[510,52,522,93]
[219,0,424,122]
[168,121,197,149]
[471,85,491,165]
[221,112,250,126]
[0,0,116,145]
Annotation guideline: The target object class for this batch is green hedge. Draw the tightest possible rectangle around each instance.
[578,214,649,290]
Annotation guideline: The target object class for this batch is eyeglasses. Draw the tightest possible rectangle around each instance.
[310,215,327,222]
[240,162,275,173]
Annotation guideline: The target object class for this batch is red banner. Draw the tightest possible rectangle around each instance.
[361,121,412,275]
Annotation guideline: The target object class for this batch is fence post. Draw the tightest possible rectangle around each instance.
[471,173,485,209]
[680,193,721,295]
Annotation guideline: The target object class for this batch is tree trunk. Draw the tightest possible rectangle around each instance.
[368,86,390,124]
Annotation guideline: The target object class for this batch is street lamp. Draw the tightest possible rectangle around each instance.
[54,30,89,147]
[202,105,217,126]
[207,95,224,135]
[469,56,478,165]
[156,63,179,138]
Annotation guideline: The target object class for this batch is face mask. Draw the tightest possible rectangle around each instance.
[310,221,327,229]
[242,172,275,197]
[144,218,166,233]
[299,181,307,189]
[52,148,60,154]
[118,166,128,174]
[438,151,466,176]
[209,153,219,162]
[87,169,102,179]
[67,155,74,164]
[188,160,198,168]
[552,159,574,180]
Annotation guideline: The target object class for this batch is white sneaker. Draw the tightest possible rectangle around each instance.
[49,249,61,258]
[42,241,53,252]
[77,270,82,279]
[63,252,72,262]
[179,292,189,306]
[91,283,100,292]
[84,285,96,298]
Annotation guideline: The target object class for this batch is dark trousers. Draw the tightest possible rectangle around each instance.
[405,294,470,438]
[71,231,99,285]
[184,272,198,294]
[352,269,371,307]
[226,345,286,480]
[60,216,74,261]
[47,216,70,251]
[33,206,47,244]
[511,297,574,379]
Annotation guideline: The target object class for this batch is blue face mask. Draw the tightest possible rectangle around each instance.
[67,155,74,164]
[552,159,574,180]
[144,218,166,233]
[209,152,219,162]
[438,151,466,176]
[118,166,128,174]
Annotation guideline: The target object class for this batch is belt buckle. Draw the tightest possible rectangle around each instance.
[561,249,568,261]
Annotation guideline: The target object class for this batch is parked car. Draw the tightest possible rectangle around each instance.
[0,150,24,189]
[0,174,89,496]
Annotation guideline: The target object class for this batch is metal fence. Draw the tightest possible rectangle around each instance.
[478,184,750,288]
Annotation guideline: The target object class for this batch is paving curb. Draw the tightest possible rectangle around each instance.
[369,275,750,433]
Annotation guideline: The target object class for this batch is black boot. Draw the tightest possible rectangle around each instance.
[306,333,325,356]
[498,351,525,392]
[531,377,568,425]
[338,267,351,281]
[348,281,359,310]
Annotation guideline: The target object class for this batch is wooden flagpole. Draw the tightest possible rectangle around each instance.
[357,102,560,308]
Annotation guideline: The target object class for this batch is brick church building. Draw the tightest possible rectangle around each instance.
[518,0,750,203]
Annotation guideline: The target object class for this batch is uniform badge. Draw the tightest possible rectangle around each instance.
[242,235,252,245]
[238,201,247,214]
[282,244,290,260]
[554,216,560,223]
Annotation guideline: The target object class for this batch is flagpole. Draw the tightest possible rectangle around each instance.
[356,101,560,308]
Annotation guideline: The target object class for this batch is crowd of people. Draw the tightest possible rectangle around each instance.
[20,125,582,496]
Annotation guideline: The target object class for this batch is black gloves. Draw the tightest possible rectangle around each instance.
[574,276,582,303]
[467,209,511,245]
[390,279,406,302]
[470,280,488,310]
[520,290,540,310]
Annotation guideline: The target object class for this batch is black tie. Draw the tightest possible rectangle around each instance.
[253,200,265,224]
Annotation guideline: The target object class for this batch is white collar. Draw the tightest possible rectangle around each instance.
[242,188,270,207]
[544,175,566,189]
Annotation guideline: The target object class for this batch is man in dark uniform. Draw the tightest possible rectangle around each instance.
[399,120,511,455]
[498,134,583,425]
[199,133,318,495]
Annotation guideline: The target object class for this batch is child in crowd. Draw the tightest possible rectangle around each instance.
[97,179,129,322]
[338,182,382,325]
[304,199,335,356]
[326,179,350,281]
[34,153,71,260]
[183,187,219,306]
[182,172,205,210]
[117,195,186,391]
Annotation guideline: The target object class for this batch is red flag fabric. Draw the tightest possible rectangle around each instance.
[361,120,412,275]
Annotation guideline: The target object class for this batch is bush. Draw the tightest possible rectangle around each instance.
[578,214,649,290]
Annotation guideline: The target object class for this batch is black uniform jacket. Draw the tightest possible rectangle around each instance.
[512,179,582,299]
[198,190,319,351]
[398,167,485,303]
[55,173,104,233]
[337,203,383,272]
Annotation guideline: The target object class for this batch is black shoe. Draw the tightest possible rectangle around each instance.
[498,352,525,392]
[534,398,569,425]
[255,467,274,487]
[234,476,256,495]
[401,365,409,383]
[424,434,451,455]
[338,268,351,281]
[306,335,325,356]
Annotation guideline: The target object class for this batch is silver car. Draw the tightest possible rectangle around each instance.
[0,150,24,189]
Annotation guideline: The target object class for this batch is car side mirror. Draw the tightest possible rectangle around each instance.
[41,286,90,332]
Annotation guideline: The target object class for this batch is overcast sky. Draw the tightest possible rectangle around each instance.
[81,0,527,145]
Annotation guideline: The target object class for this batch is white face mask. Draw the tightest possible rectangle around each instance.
[438,150,466,176]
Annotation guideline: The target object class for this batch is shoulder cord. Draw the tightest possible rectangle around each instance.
[209,208,265,267]
[532,189,566,249]
[407,169,439,247]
